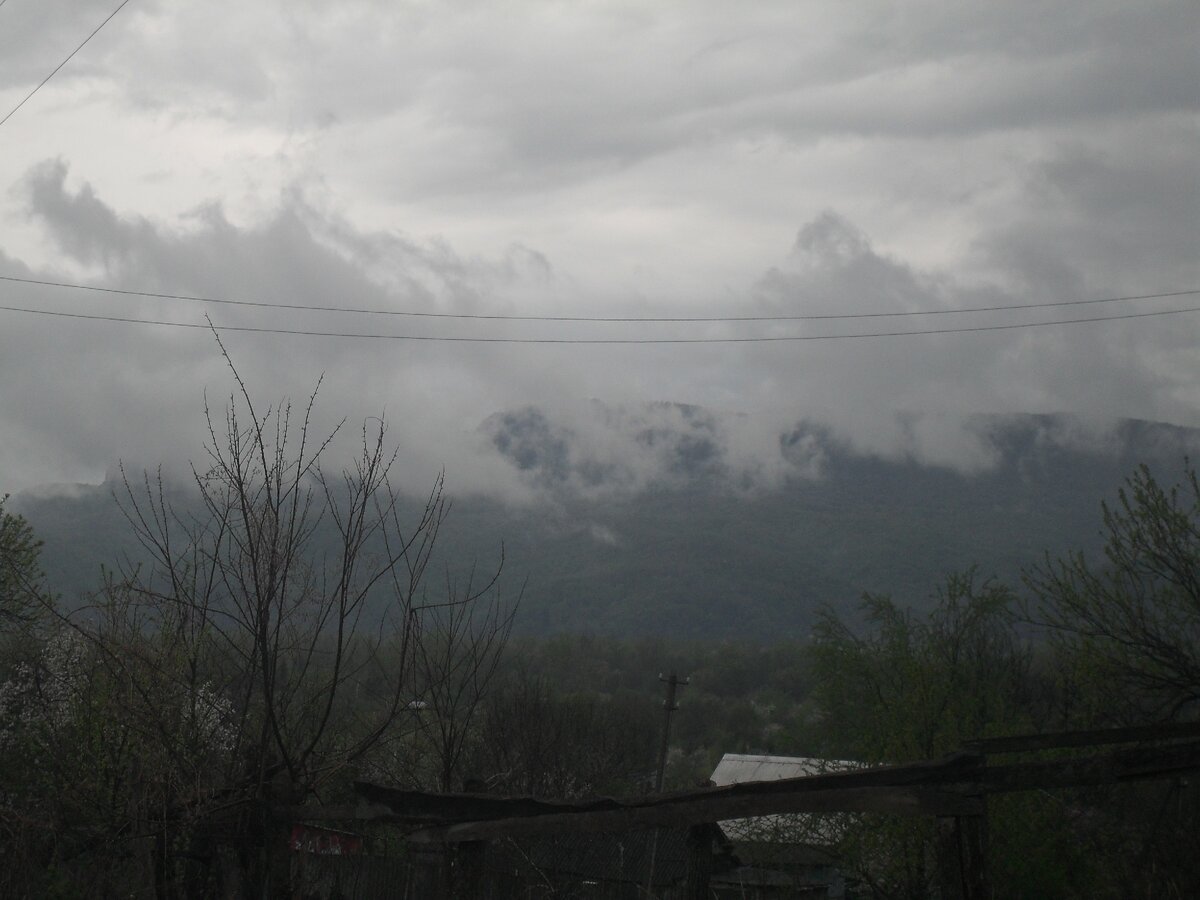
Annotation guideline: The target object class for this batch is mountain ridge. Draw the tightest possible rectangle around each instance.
[12,411,1200,640]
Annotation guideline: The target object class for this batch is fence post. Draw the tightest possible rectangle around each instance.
[935,799,988,900]
[456,839,487,899]
[684,823,714,899]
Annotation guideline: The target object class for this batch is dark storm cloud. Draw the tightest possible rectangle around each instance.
[293,2,1195,189]
[11,1,1187,196]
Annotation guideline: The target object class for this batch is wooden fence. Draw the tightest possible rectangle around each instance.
[286,720,1200,899]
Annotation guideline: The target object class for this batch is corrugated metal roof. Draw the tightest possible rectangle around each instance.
[710,754,835,786]
[710,753,857,845]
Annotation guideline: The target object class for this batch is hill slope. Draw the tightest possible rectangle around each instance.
[13,413,1199,640]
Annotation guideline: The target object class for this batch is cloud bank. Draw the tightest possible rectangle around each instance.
[0,1,1196,498]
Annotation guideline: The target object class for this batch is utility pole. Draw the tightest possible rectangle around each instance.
[647,672,690,898]
[654,672,689,793]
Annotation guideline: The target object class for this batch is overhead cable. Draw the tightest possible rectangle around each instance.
[1,274,1197,323]
[0,0,133,128]
[2,301,1198,343]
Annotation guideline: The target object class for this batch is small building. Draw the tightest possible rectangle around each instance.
[709,753,855,899]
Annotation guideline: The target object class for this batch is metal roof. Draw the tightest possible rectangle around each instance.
[710,754,839,786]
[709,753,857,845]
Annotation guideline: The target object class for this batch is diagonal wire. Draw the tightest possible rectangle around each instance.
[0,0,133,129]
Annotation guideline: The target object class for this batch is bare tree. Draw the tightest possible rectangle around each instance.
[47,340,510,897]
[407,566,518,792]
[472,668,660,799]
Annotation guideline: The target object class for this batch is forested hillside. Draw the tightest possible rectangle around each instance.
[14,412,1199,638]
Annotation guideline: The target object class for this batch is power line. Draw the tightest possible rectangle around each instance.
[0,0,133,129]
[1,274,1196,323]
[2,301,1198,343]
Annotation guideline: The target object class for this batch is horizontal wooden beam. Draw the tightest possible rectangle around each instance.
[280,740,1200,842]
[403,787,983,843]
[957,740,1200,795]
[962,721,1200,755]
[347,754,984,828]
[352,783,639,823]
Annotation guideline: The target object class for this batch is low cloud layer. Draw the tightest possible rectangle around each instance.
[1,2,1196,499]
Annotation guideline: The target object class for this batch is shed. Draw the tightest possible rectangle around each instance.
[709,754,855,899]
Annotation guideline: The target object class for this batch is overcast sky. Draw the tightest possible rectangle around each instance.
[1,0,1197,498]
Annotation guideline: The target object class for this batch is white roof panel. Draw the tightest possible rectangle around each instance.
[710,754,834,786]
[710,753,858,845]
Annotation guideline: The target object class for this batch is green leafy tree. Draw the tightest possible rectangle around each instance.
[0,626,175,897]
[809,571,1032,763]
[0,495,49,628]
[1025,460,1200,722]
[1023,460,1200,896]
[801,571,1083,899]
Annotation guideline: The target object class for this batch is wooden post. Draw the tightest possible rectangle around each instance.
[935,799,988,900]
[936,815,963,900]
[450,777,490,899]
[684,823,714,899]
[655,674,689,792]
[455,839,486,899]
